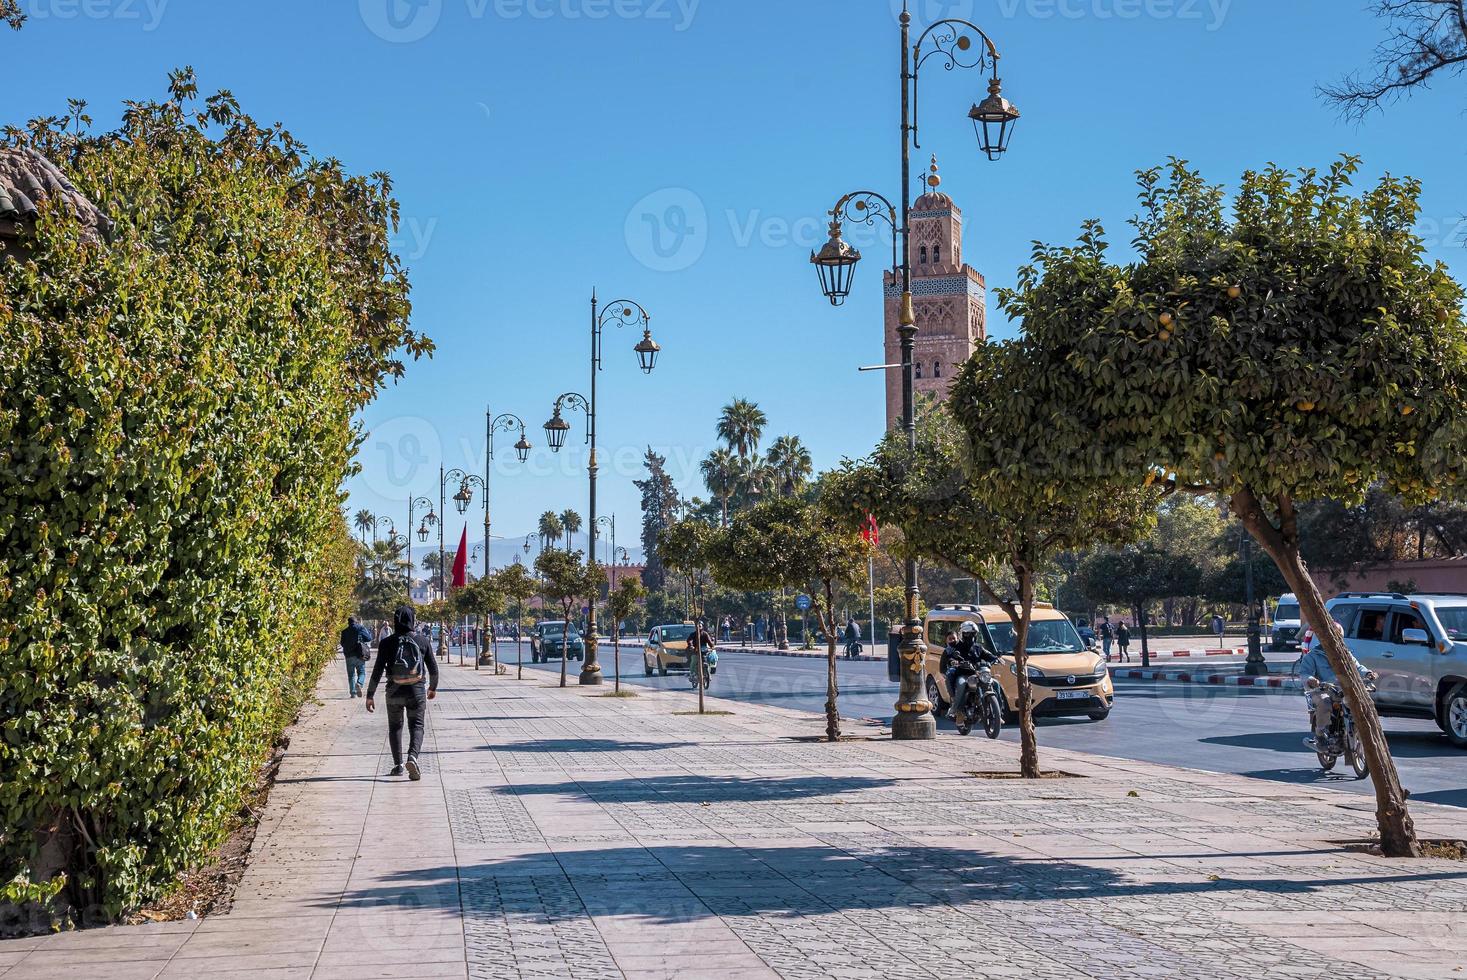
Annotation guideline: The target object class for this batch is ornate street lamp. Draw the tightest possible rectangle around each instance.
[634,329,662,374]
[543,404,574,452]
[811,218,864,307]
[485,410,532,576]
[804,4,1019,742]
[453,479,474,515]
[407,495,436,586]
[543,293,665,687]
[970,75,1020,161]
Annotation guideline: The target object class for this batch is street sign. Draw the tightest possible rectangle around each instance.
[795,594,812,611]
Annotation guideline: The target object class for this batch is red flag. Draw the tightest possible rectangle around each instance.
[451,525,469,589]
[861,514,880,547]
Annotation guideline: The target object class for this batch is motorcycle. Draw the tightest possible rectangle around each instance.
[689,646,716,690]
[844,638,863,660]
[951,662,1003,739]
[1306,678,1370,780]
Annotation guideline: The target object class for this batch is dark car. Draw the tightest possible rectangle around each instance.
[531,621,585,663]
[1073,617,1097,651]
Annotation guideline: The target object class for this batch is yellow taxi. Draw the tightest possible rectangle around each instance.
[644,623,709,677]
[923,603,1114,723]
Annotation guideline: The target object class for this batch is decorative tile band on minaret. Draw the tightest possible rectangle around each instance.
[881,156,987,429]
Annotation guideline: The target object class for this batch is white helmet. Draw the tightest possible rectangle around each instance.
[960,621,979,636]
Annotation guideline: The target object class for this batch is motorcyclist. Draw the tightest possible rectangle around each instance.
[1296,643,1376,749]
[843,619,861,654]
[940,621,998,719]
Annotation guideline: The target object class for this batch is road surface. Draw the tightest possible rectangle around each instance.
[503,643,1467,809]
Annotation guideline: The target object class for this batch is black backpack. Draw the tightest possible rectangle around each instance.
[387,633,426,687]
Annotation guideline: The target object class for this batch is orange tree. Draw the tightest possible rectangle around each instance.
[830,394,1155,777]
[996,157,1466,855]
[706,495,868,741]
[533,549,605,689]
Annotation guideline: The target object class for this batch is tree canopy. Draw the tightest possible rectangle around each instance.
[991,156,1467,855]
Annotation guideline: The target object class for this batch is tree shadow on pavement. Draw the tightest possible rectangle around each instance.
[325,841,1467,919]
[1203,730,1458,759]
[492,773,898,803]
[488,739,700,754]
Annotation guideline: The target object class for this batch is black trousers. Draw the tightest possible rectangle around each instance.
[386,683,428,765]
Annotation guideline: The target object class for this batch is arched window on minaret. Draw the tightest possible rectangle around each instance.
[934,244,942,265]
[914,362,923,379]
[919,245,928,265]
[934,361,942,379]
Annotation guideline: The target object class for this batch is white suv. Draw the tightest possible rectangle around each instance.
[1301,592,1467,747]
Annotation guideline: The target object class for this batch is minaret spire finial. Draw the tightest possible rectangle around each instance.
[926,155,941,190]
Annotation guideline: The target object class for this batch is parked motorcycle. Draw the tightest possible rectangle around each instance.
[1307,678,1370,780]
[952,662,1003,739]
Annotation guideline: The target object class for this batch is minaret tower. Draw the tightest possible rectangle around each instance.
[882,157,988,427]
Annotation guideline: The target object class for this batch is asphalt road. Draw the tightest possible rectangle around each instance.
[500,643,1467,810]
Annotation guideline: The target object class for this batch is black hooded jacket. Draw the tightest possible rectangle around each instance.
[367,606,439,698]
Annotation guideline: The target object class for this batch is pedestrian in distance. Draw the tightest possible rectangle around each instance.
[1212,612,1226,646]
[1099,616,1114,661]
[366,605,439,781]
[1116,621,1132,663]
[340,616,372,698]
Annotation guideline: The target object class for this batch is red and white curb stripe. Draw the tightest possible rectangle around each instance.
[1112,667,1300,689]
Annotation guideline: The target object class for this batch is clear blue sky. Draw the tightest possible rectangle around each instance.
[8,0,1465,559]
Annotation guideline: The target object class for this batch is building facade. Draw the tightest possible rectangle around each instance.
[882,174,987,428]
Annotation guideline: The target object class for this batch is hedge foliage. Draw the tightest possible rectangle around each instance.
[0,73,427,926]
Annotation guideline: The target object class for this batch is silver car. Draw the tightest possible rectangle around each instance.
[1302,592,1467,747]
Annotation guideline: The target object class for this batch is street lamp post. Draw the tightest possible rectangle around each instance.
[438,466,485,659]
[807,5,1019,741]
[544,294,663,687]
[407,496,437,603]
[484,410,532,663]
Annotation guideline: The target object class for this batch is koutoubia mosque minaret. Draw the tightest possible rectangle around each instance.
[882,157,988,428]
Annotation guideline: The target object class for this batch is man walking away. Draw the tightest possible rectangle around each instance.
[366,605,439,780]
[1099,617,1114,661]
[1116,621,1131,663]
[340,616,372,698]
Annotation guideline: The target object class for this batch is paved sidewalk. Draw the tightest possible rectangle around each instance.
[6,660,1467,979]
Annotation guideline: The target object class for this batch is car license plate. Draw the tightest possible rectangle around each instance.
[1057,690,1089,700]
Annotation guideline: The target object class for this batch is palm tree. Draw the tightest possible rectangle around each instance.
[717,398,767,461]
[766,435,813,497]
[560,509,582,551]
[700,448,740,526]
[360,538,410,585]
[538,511,563,553]
[353,509,376,543]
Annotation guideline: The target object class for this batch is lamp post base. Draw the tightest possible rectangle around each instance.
[891,708,937,741]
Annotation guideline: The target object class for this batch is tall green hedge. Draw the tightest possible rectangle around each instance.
[0,75,427,926]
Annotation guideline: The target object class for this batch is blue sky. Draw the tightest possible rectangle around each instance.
[8,0,1465,561]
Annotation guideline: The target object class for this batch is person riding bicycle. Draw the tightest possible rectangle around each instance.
[940,621,998,718]
[1297,643,1376,749]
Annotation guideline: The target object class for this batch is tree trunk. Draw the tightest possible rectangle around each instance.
[1013,568,1041,779]
[560,610,571,688]
[1233,488,1420,858]
[823,581,841,742]
[1134,603,1151,667]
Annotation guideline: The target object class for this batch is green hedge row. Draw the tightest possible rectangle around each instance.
[0,77,424,927]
